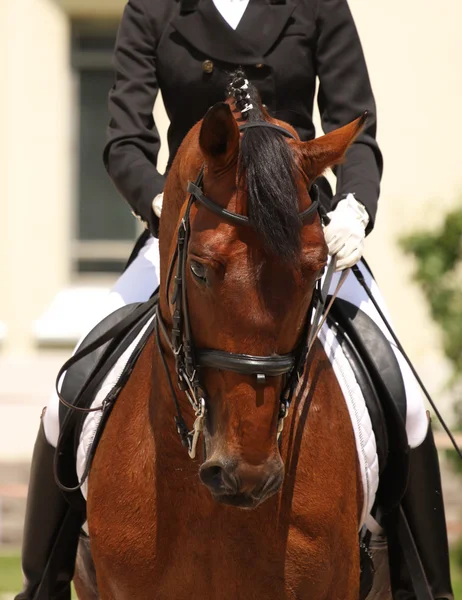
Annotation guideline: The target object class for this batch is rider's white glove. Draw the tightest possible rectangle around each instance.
[152,192,164,218]
[323,194,369,271]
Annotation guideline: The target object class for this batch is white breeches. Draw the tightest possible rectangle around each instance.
[43,235,428,450]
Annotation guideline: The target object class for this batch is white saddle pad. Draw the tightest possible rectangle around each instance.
[77,319,379,528]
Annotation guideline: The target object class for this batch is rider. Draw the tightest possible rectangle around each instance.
[16,0,453,599]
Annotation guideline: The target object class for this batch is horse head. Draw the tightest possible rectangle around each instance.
[159,74,365,509]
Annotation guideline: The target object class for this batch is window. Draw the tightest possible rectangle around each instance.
[71,23,140,275]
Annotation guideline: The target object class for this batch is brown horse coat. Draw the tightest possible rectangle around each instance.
[76,94,366,599]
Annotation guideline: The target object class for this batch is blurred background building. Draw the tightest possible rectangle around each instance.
[0,0,461,549]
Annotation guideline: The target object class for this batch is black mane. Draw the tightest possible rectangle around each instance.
[228,70,301,261]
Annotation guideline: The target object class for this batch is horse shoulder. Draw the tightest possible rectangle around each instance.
[280,342,362,598]
[86,335,159,591]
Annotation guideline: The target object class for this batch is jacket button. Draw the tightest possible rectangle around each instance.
[202,59,214,74]
[256,63,264,68]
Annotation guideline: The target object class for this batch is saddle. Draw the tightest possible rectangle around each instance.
[55,296,158,509]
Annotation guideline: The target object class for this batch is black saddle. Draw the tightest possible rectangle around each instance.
[55,296,158,508]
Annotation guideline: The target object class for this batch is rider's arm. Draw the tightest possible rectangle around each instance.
[103,0,165,236]
[315,0,383,232]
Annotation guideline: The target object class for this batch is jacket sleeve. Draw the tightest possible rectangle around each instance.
[315,0,383,230]
[103,0,165,236]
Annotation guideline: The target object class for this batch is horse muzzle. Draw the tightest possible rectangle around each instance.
[199,457,284,508]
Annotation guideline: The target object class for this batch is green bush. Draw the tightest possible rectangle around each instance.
[0,553,22,593]
[400,205,462,386]
[454,537,462,571]
[401,205,462,465]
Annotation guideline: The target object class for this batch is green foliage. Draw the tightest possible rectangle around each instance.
[0,553,77,597]
[400,205,462,379]
[0,553,21,593]
[451,538,462,598]
[454,537,462,570]
[401,203,462,479]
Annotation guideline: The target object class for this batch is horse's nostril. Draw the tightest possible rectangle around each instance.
[199,462,238,494]
[200,465,222,490]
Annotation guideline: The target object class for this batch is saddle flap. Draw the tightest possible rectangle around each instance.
[59,303,146,424]
[55,297,158,506]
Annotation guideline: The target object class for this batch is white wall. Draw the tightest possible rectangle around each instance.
[0,0,72,354]
[346,0,462,401]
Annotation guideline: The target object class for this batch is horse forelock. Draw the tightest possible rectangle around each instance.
[228,70,302,262]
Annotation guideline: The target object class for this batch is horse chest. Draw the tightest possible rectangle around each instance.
[128,494,334,600]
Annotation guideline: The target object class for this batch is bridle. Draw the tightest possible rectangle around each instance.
[156,121,339,458]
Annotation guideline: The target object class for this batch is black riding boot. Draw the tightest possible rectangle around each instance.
[387,420,453,600]
[15,417,84,600]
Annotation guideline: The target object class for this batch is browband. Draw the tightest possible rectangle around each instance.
[187,181,250,225]
[239,121,297,140]
[187,179,319,226]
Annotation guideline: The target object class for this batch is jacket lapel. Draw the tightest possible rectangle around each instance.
[172,0,296,66]
[236,0,296,57]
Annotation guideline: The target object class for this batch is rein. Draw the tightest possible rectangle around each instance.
[156,120,343,459]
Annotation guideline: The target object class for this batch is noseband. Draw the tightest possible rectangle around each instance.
[156,121,324,458]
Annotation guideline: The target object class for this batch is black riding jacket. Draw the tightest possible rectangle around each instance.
[104,0,383,236]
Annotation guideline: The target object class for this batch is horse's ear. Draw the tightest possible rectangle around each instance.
[199,102,240,168]
[301,112,368,181]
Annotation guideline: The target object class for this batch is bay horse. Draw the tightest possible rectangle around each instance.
[74,79,369,599]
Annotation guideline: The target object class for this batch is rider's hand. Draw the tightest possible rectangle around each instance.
[152,192,164,218]
[323,194,369,271]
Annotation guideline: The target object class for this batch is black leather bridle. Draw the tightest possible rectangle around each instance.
[155,121,325,458]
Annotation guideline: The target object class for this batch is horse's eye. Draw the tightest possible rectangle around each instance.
[190,260,207,282]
